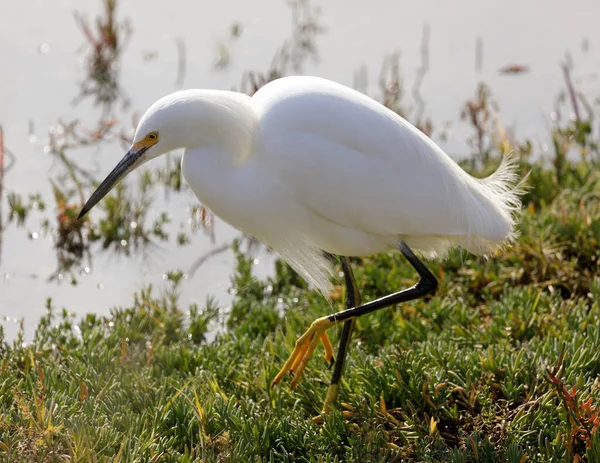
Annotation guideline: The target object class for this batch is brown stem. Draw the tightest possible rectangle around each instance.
[561,63,580,121]
[412,24,430,125]
[0,126,4,264]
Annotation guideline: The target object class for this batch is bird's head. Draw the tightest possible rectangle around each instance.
[77,89,254,220]
[77,97,178,219]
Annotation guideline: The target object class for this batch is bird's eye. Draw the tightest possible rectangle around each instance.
[148,132,158,140]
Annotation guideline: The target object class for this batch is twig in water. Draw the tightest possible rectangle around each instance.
[412,24,430,128]
[498,64,529,75]
[73,0,132,115]
[0,128,14,265]
[561,60,580,121]
[0,126,4,264]
[378,52,403,114]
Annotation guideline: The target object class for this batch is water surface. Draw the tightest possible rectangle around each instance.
[1,0,599,339]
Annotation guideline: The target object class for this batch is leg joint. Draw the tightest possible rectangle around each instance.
[417,275,438,295]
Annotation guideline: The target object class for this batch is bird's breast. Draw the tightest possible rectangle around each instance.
[181,149,284,239]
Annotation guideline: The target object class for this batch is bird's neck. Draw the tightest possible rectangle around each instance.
[173,91,264,226]
[168,91,257,165]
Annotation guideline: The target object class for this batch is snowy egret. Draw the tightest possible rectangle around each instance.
[79,76,524,412]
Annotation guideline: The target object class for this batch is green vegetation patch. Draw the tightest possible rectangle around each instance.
[1,163,599,462]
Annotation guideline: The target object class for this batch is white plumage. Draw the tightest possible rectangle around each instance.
[82,76,524,296]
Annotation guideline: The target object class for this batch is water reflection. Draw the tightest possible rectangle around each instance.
[0,132,19,265]
[1,0,325,288]
[236,0,324,95]
[73,0,132,114]
[0,0,180,285]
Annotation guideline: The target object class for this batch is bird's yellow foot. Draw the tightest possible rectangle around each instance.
[272,316,336,388]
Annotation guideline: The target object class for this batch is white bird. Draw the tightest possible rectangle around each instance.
[79,76,524,412]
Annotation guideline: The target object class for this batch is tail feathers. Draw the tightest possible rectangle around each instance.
[462,152,528,255]
[404,152,527,259]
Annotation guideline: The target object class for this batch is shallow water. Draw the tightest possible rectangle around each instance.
[1,0,599,339]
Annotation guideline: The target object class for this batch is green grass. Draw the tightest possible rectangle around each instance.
[1,162,600,462]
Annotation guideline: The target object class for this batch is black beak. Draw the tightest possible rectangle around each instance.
[78,145,149,220]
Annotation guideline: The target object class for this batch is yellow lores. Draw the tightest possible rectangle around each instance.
[134,131,159,151]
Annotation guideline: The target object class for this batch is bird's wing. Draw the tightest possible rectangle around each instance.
[251,76,471,239]
[246,77,521,295]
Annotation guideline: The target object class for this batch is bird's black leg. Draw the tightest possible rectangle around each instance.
[322,256,363,412]
[272,241,438,403]
[326,242,438,325]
